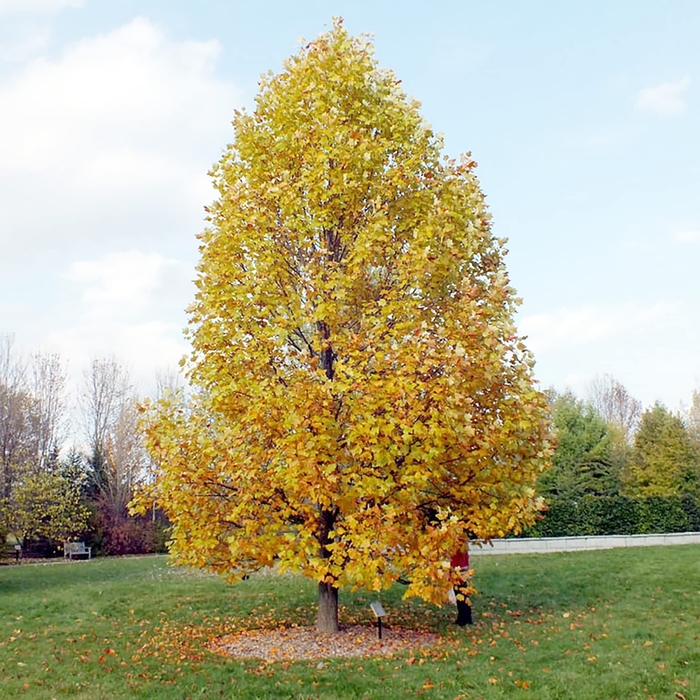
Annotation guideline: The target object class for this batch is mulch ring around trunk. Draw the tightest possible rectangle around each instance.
[207,624,442,660]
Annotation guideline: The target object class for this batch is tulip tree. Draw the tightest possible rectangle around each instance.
[136,19,552,632]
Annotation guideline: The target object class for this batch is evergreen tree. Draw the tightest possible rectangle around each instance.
[539,391,623,500]
[624,403,700,499]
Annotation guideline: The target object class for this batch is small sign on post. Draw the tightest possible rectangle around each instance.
[370,601,386,640]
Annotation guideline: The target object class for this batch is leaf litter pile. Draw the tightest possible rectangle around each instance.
[208,624,441,661]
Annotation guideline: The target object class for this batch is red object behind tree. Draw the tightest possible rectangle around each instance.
[451,549,472,626]
[451,550,469,570]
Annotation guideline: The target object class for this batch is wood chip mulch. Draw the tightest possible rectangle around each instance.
[208,625,442,661]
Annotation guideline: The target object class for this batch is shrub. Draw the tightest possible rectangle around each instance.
[82,502,170,557]
[636,496,689,534]
[523,494,700,537]
[681,494,700,531]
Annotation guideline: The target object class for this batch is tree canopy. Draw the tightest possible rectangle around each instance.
[538,391,624,501]
[137,19,552,632]
[624,402,700,500]
[0,336,88,546]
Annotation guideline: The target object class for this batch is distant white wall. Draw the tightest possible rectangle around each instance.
[471,532,700,555]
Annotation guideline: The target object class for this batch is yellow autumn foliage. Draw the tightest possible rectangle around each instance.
[135,19,552,613]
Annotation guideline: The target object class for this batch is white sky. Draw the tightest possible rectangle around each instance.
[1,1,698,411]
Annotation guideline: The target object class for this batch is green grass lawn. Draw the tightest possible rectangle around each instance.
[0,545,698,699]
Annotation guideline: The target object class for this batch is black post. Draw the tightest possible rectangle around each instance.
[455,587,473,626]
[377,616,383,640]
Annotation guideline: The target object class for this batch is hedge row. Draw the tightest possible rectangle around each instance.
[523,494,700,538]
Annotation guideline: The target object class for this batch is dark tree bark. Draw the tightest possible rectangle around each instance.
[314,316,340,632]
[317,580,339,632]
[316,505,339,632]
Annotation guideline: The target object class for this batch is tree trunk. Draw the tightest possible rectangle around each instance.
[315,318,338,633]
[317,580,339,632]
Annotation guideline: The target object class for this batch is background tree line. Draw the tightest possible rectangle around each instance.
[0,334,171,558]
[2,328,700,559]
[528,374,700,537]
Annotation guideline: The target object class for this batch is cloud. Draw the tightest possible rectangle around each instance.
[636,76,691,116]
[51,249,194,397]
[48,320,188,397]
[675,231,700,244]
[0,17,238,258]
[66,250,188,318]
[520,302,676,354]
[520,302,700,410]
[0,0,82,15]
[0,16,231,405]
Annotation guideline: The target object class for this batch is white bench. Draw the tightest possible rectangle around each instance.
[64,542,92,560]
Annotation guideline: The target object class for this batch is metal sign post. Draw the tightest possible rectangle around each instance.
[370,601,386,640]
